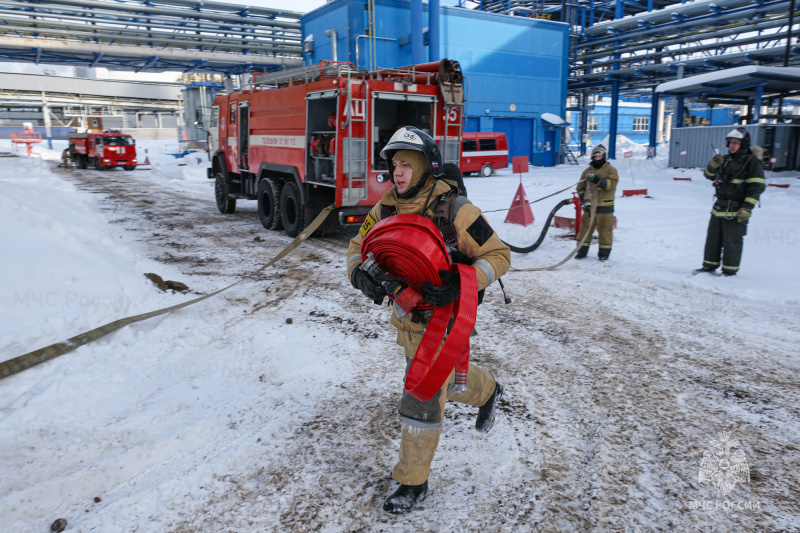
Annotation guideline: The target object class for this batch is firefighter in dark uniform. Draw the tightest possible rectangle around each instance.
[695,127,765,276]
[346,127,510,514]
[575,144,619,261]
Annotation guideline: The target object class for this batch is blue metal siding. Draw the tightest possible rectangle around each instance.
[570,104,653,146]
[440,8,567,166]
[301,0,569,166]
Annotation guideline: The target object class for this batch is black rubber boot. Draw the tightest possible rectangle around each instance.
[693,267,719,276]
[383,480,428,514]
[598,248,611,262]
[574,245,589,260]
[476,382,504,433]
[722,270,737,277]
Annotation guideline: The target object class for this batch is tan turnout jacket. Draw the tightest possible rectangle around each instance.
[347,178,510,332]
[577,162,619,212]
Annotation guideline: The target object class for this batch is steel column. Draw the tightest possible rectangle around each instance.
[411,0,424,65]
[609,78,619,159]
[648,89,659,155]
[429,0,439,62]
[753,85,764,122]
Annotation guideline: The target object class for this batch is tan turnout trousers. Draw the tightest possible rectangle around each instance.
[392,329,496,486]
[577,211,614,251]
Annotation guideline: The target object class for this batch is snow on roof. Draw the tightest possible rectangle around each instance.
[655,66,800,95]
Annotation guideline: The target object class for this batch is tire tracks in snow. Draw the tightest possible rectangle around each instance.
[482,271,800,531]
[51,163,799,531]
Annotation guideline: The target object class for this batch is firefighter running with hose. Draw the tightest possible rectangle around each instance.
[694,127,765,276]
[575,144,619,261]
[346,127,510,514]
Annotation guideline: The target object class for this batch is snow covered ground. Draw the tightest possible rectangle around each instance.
[1,137,799,532]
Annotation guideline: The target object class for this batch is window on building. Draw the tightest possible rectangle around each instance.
[587,117,598,131]
[478,138,496,151]
[633,117,650,131]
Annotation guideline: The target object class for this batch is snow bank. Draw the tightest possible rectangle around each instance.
[0,156,161,357]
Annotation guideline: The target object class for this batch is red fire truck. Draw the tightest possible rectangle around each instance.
[67,131,138,170]
[205,59,465,236]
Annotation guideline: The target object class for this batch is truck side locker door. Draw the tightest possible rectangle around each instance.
[209,106,220,155]
[227,101,238,174]
[239,101,250,170]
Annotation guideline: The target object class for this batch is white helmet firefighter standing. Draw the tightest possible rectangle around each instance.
[575,144,620,261]
[346,126,510,514]
[694,127,766,276]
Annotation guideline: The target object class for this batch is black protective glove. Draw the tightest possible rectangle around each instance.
[351,267,387,304]
[587,172,600,184]
[421,269,461,307]
[578,193,585,204]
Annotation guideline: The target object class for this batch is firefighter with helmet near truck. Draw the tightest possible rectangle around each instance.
[575,144,619,261]
[695,127,766,276]
[346,126,510,514]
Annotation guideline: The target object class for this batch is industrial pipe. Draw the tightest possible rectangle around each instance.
[573,45,797,84]
[583,0,781,37]
[0,6,303,44]
[580,28,797,73]
[325,29,338,62]
[354,35,398,70]
[581,0,790,47]
[581,15,793,62]
[0,35,304,67]
[0,23,301,54]
[27,0,302,28]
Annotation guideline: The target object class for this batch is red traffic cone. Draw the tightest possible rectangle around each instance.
[143,149,151,166]
[504,182,535,226]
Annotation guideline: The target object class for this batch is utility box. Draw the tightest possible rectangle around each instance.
[669,123,800,171]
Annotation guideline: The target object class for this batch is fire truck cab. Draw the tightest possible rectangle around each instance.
[206,59,465,237]
[68,131,138,171]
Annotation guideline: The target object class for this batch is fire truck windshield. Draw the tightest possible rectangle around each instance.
[103,136,134,145]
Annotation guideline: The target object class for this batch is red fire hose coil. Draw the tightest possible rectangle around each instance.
[361,215,479,401]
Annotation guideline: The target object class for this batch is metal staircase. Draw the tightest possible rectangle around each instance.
[562,140,579,165]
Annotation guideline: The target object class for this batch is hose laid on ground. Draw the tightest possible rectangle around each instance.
[0,205,336,381]
[512,183,598,272]
[500,198,572,254]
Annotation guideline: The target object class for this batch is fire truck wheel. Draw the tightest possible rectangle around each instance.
[257,179,282,230]
[123,165,136,171]
[78,156,87,169]
[214,174,237,214]
[93,158,103,170]
[280,182,304,238]
[480,164,493,177]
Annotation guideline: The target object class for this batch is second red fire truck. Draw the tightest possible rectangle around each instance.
[205,59,465,236]
[68,131,138,170]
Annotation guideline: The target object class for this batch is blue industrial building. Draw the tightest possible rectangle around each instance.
[301,0,569,166]
[569,102,654,148]
[569,100,741,151]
